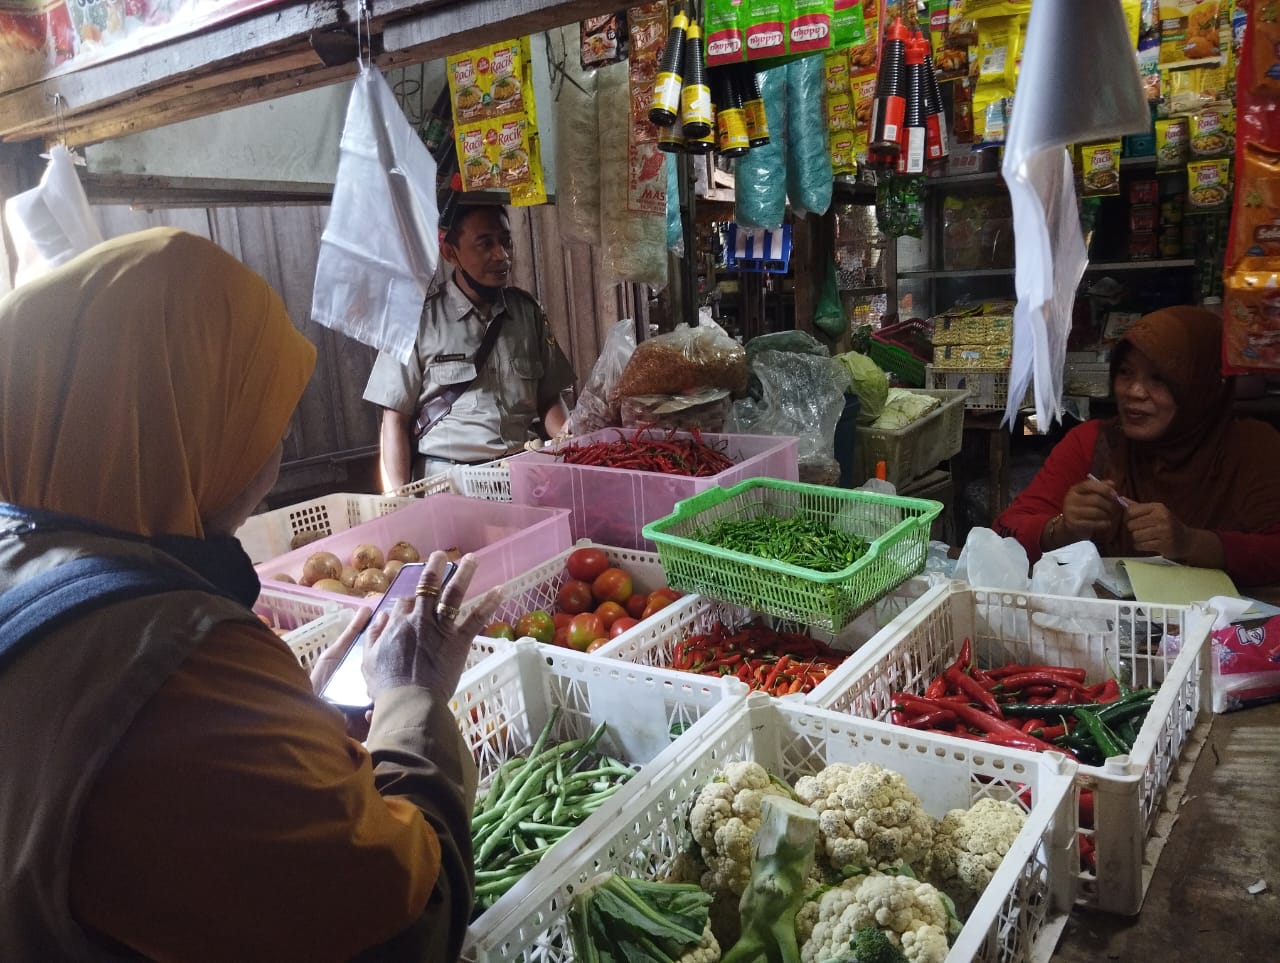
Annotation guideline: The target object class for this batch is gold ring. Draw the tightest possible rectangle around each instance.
[415,583,440,600]
[435,602,460,621]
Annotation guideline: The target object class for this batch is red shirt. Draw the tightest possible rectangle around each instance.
[994,419,1280,587]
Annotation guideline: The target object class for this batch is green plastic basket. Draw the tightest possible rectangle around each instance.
[641,478,943,632]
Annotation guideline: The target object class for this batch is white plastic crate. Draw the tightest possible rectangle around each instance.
[927,365,1032,412]
[811,582,1214,915]
[593,577,936,702]
[279,608,357,670]
[855,388,967,488]
[391,460,513,501]
[255,585,358,633]
[465,540,669,628]
[454,641,746,944]
[468,695,1077,963]
[236,493,417,565]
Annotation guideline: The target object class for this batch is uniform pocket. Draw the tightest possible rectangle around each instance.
[427,360,478,386]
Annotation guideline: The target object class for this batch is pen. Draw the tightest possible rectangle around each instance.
[1087,473,1129,508]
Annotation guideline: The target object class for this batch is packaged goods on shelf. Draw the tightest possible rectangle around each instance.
[811,582,1214,915]
[933,342,1013,368]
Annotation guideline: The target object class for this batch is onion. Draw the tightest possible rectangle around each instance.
[312,578,352,595]
[353,568,390,595]
[340,565,360,589]
[351,543,385,571]
[387,541,422,564]
[383,559,406,580]
[300,551,343,586]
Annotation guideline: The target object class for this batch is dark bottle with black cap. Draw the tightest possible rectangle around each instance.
[898,30,927,174]
[713,68,749,158]
[650,7,688,127]
[680,21,713,139]
[738,65,770,148]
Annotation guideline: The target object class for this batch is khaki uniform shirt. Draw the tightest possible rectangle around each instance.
[363,276,575,466]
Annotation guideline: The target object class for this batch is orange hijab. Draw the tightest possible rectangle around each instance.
[1099,306,1280,553]
[0,227,315,538]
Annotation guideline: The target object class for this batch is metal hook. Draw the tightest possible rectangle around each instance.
[357,0,372,68]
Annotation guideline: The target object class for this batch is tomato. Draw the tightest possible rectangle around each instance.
[553,626,570,647]
[557,578,594,615]
[591,567,633,605]
[594,601,627,628]
[552,611,574,630]
[586,636,610,653]
[609,616,639,638]
[648,587,682,605]
[565,547,610,582]
[567,612,606,651]
[482,621,517,640]
[624,593,649,619]
[641,595,675,620]
[515,610,555,644]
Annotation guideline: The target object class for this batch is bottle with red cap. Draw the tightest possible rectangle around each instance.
[898,31,927,174]
[869,18,910,164]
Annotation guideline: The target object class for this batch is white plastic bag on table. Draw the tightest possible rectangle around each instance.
[1029,540,1106,598]
[565,317,637,436]
[785,54,832,218]
[311,63,439,365]
[598,61,667,288]
[734,64,787,229]
[953,527,1031,591]
[554,24,601,246]
[4,144,102,288]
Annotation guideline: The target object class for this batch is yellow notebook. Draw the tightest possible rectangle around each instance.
[1120,559,1240,606]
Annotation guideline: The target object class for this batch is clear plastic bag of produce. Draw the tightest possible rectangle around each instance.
[785,54,833,219]
[620,387,731,432]
[565,316,637,437]
[312,63,439,364]
[726,350,850,485]
[554,24,601,246]
[616,319,747,399]
[734,64,788,229]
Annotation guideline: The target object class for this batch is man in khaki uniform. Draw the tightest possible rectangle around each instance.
[363,204,575,491]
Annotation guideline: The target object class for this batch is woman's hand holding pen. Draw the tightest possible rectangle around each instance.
[1061,476,1126,541]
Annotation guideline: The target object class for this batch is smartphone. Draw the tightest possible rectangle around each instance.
[320,560,457,711]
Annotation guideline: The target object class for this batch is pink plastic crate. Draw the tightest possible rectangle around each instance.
[255,494,573,608]
[507,429,799,550]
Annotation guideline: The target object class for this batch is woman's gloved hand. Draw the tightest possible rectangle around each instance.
[362,551,501,701]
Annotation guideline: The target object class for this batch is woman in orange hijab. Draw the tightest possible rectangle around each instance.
[0,228,496,960]
[996,306,1280,587]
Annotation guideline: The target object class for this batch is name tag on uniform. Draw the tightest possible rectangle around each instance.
[434,352,468,362]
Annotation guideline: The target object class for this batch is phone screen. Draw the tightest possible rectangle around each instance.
[320,560,457,710]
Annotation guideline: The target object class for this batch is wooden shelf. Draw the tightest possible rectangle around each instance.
[900,258,1195,280]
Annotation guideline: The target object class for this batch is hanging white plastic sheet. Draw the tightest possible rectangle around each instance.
[311,63,439,364]
[4,144,103,288]
[1001,0,1148,428]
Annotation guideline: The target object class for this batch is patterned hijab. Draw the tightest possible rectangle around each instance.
[0,227,315,539]
[1099,306,1280,552]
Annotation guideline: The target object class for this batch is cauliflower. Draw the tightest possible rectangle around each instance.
[926,798,1027,914]
[680,921,721,963]
[798,873,951,963]
[794,763,935,874]
[688,760,794,896]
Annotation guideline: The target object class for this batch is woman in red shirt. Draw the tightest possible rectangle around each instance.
[994,306,1280,587]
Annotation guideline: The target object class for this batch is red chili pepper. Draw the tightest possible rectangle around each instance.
[1089,678,1122,704]
[894,693,944,717]
[1030,723,1070,740]
[970,666,998,689]
[945,665,1005,718]
[1078,833,1097,871]
[1020,717,1046,733]
[904,708,958,729]
[1079,790,1095,829]
[1021,685,1055,698]
[941,699,1062,753]
[988,663,1087,683]
[762,655,792,692]
[954,638,973,673]
[1046,687,1080,705]
[997,670,1094,692]
[924,675,948,699]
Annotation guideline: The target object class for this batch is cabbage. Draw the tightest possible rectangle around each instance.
[833,351,888,424]
[871,388,942,430]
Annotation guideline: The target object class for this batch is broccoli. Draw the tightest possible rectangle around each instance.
[819,927,909,963]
